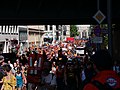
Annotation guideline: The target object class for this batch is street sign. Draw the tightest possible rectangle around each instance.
[92,37,103,43]
[101,29,108,34]
[94,25,101,36]
[93,10,106,24]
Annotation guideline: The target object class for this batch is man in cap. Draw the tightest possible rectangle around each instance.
[0,55,5,89]
[83,49,120,90]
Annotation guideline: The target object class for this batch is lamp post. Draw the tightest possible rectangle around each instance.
[58,25,62,42]
[61,25,64,42]
[52,25,55,45]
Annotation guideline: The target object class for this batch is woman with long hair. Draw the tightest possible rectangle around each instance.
[1,64,16,90]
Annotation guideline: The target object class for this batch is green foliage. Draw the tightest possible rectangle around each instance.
[70,25,79,37]
[102,35,108,49]
[104,35,108,46]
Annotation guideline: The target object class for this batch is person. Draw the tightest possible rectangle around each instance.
[0,55,5,89]
[57,48,68,65]
[56,49,67,90]
[19,54,28,66]
[41,69,57,90]
[1,64,16,90]
[8,60,15,75]
[83,49,120,90]
[15,67,27,90]
[64,60,78,90]
[8,60,14,69]
[13,62,18,75]
[113,60,120,76]
[84,61,96,82]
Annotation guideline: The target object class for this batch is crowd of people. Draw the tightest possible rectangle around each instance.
[0,41,120,90]
[0,55,27,90]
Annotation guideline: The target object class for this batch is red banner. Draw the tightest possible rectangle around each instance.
[27,54,43,83]
[66,37,74,42]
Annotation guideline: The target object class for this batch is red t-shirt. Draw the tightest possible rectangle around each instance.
[83,70,120,90]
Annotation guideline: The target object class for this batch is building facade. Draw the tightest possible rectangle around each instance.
[0,25,70,53]
[27,25,45,47]
[76,25,91,39]
[43,25,70,44]
[0,25,19,53]
[18,26,28,54]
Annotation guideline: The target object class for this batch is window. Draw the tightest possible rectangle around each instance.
[15,25,18,34]
[8,26,10,33]
[6,26,8,34]
[9,26,11,33]
[50,25,52,30]
[13,26,15,34]
[82,32,84,38]
[45,25,47,30]
[79,32,81,38]
[82,31,87,38]
[63,25,66,31]
[1,26,3,33]
[58,25,62,30]
[85,32,87,38]
[63,30,66,36]
[56,32,59,40]
[56,25,59,30]
[88,31,91,36]
[4,26,6,33]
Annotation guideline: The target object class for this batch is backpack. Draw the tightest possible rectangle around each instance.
[91,80,120,90]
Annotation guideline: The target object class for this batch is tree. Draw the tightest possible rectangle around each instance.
[70,25,79,37]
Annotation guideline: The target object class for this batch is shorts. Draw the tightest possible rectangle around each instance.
[17,83,23,88]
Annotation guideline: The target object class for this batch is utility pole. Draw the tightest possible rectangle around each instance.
[52,25,55,45]
[107,0,112,56]
[27,26,29,48]
[97,0,100,51]
[61,25,64,42]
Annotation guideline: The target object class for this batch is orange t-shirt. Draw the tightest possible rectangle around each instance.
[83,70,120,90]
